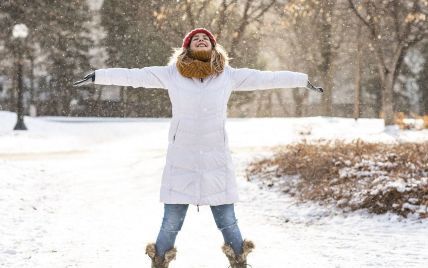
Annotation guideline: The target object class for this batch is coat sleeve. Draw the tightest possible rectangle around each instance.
[228,66,308,91]
[94,65,172,89]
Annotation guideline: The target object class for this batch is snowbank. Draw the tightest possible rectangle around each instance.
[2,112,428,267]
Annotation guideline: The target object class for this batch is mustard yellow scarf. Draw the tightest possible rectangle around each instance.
[176,50,216,79]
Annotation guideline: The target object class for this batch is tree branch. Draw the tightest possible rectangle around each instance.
[347,0,376,37]
[250,0,277,21]
[185,0,196,29]
[196,0,212,23]
[216,0,237,40]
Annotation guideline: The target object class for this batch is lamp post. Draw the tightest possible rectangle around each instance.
[12,23,28,130]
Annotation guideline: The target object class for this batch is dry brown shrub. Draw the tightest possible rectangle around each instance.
[423,115,428,129]
[393,112,427,130]
[246,140,428,218]
[394,112,406,129]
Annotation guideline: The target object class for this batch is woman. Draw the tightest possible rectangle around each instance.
[74,28,323,268]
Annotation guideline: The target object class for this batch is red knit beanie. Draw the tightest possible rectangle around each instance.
[182,28,216,49]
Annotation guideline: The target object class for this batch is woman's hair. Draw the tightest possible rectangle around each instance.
[168,43,231,75]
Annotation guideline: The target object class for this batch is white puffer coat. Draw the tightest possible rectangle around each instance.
[95,63,308,206]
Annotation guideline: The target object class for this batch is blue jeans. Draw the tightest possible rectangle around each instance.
[155,204,243,257]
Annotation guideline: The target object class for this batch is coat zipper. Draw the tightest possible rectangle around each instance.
[197,77,203,212]
[197,177,201,213]
[222,119,227,145]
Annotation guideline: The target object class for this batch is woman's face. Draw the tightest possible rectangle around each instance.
[190,33,212,52]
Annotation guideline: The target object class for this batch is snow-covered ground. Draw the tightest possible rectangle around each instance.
[1,111,428,268]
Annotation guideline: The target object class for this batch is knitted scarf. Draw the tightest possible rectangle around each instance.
[176,50,216,79]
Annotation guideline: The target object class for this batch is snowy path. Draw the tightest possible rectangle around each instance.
[1,114,428,267]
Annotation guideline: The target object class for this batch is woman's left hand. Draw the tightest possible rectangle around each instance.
[306,80,323,93]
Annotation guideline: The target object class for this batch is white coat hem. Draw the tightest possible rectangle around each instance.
[160,186,239,206]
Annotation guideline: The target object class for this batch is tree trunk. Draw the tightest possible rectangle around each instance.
[319,1,335,116]
[382,72,395,125]
[354,25,362,119]
[375,41,404,126]
[422,74,428,115]
[294,98,304,117]
[10,64,17,112]
[293,90,307,117]
[60,81,71,116]
[120,86,128,117]
[423,85,428,115]
[354,61,361,119]
[322,66,334,116]
[274,91,289,116]
[29,53,35,105]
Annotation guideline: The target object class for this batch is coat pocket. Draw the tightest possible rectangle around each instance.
[165,146,199,170]
[201,166,227,196]
[168,165,197,197]
[170,120,180,144]
[200,150,228,170]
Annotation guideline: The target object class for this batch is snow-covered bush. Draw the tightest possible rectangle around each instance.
[246,140,428,218]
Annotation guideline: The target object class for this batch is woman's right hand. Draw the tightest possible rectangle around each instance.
[73,71,95,86]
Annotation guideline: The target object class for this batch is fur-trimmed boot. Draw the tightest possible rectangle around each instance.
[145,243,177,268]
[222,239,255,268]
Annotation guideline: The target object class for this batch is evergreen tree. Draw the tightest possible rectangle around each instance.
[0,0,93,116]
[100,0,173,117]
[36,0,92,115]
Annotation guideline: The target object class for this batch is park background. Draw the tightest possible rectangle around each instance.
[1,0,427,126]
[1,1,428,268]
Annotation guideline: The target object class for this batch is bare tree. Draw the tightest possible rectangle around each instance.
[271,0,346,116]
[178,0,277,61]
[220,0,277,60]
[348,0,428,125]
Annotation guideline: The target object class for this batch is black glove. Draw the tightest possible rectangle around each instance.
[306,80,323,93]
[73,71,95,86]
